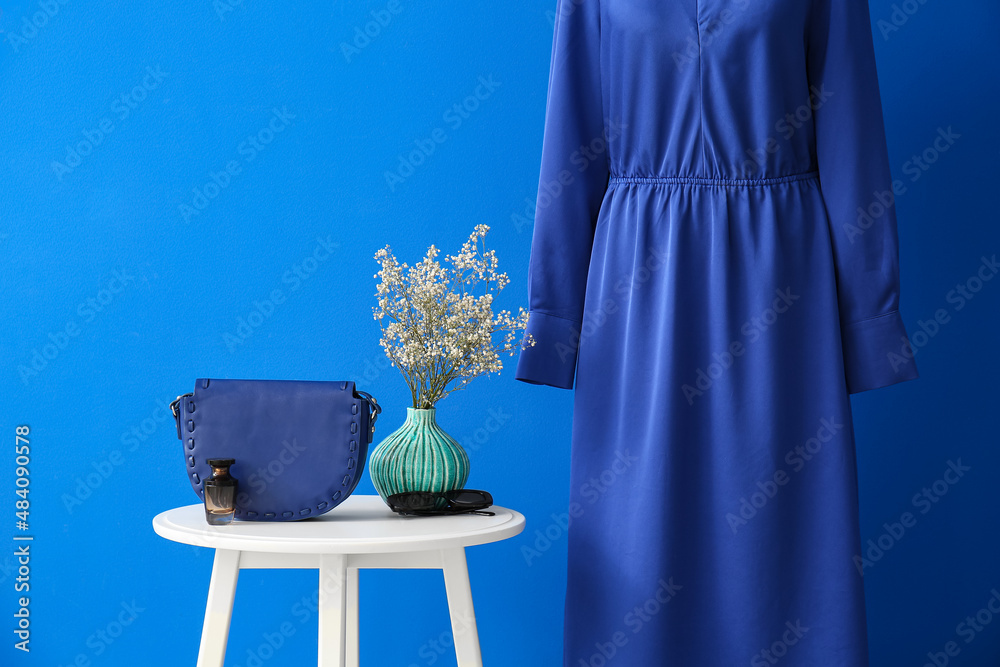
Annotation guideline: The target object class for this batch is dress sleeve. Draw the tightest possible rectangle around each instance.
[807,0,919,394]
[514,0,608,390]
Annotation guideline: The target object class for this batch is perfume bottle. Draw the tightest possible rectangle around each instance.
[203,458,238,525]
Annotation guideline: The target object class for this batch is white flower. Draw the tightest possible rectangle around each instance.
[372,224,535,408]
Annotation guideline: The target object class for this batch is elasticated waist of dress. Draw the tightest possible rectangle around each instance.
[607,170,819,187]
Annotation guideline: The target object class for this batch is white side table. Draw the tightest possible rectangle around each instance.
[152,495,525,667]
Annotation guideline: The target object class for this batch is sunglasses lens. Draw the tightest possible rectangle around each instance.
[447,490,492,507]
[389,492,438,512]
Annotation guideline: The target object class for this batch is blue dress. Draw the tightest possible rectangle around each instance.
[514,0,920,664]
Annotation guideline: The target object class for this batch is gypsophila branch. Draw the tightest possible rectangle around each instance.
[372,224,535,409]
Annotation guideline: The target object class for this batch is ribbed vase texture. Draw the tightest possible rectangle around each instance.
[368,407,470,504]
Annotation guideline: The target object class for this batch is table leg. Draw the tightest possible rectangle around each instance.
[197,549,241,667]
[346,567,359,667]
[318,553,348,667]
[441,548,483,667]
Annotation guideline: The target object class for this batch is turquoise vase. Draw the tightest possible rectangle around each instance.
[368,407,470,506]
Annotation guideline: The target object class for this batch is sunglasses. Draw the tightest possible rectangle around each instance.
[386,489,495,516]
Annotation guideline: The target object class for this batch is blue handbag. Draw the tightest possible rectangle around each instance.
[170,379,381,521]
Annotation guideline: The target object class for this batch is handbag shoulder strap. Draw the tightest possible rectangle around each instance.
[354,389,382,443]
[170,392,193,440]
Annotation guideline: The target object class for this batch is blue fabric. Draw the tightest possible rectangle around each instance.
[515,0,920,664]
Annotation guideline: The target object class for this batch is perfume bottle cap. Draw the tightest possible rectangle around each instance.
[207,458,235,467]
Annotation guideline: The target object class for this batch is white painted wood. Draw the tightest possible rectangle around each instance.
[152,495,525,554]
[196,549,241,667]
[236,550,446,570]
[318,553,348,667]
[346,567,359,667]
[441,548,483,667]
[345,550,444,570]
[239,552,320,569]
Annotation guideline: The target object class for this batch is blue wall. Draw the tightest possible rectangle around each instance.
[1,1,998,665]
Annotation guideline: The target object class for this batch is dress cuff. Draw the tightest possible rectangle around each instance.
[841,310,920,394]
[514,311,581,390]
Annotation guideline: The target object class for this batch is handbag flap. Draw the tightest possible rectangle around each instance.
[177,378,371,521]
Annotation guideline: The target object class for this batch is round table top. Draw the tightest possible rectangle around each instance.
[152,495,525,554]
